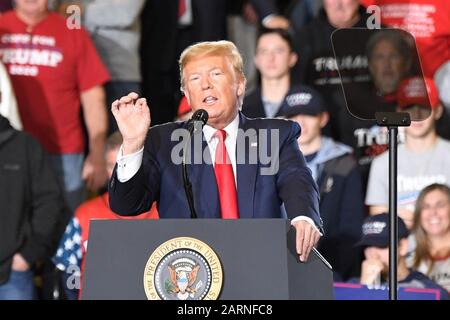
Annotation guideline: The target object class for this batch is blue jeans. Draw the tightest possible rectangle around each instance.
[0,271,35,300]
[47,153,85,213]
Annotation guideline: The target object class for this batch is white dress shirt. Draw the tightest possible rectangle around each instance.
[202,113,239,185]
[115,114,319,232]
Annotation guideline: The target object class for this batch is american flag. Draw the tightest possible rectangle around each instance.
[53,217,83,273]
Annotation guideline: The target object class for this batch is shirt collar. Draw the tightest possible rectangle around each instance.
[203,113,240,143]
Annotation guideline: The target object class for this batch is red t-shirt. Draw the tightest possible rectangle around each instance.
[360,0,450,77]
[0,11,110,153]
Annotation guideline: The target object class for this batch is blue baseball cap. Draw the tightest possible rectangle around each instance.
[281,85,326,117]
[356,213,409,247]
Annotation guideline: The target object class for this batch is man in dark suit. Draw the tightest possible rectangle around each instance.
[140,0,228,125]
[110,40,322,262]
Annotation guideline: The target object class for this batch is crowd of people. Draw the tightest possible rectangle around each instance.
[0,0,449,300]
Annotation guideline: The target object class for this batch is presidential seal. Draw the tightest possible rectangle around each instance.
[143,237,223,300]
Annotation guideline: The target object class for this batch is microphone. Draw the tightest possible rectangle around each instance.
[187,109,209,134]
[182,109,209,219]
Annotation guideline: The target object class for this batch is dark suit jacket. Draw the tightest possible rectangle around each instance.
[109,113,322,229]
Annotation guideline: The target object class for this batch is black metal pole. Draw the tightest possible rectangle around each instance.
[388,126,398,300]
[182,113,208,219]
[182,134,197,219]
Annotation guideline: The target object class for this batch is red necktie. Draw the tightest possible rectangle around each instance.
[178,0,186,18]
[214,130,239,219]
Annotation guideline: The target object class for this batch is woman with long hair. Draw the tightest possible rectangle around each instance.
[412,183,450,292]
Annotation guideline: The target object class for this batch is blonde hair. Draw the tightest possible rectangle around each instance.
[179,40,246,92]
[412,183,450,273]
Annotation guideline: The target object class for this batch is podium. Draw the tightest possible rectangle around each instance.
[82,219,333,300]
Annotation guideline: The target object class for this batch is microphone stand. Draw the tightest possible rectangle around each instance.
[375,111,410,300]
[182,120,199,219]
[182,109,208,219]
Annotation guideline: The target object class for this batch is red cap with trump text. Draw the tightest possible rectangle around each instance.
[397,77,440,110]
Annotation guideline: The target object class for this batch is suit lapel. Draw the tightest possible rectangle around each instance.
[236,113,258,218]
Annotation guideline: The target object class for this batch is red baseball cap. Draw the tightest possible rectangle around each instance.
[397,77,440,110]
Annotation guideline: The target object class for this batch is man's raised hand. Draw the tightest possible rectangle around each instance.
[111,92,151,155]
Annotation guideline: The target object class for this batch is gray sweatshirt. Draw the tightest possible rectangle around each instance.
[58,0,145,82]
